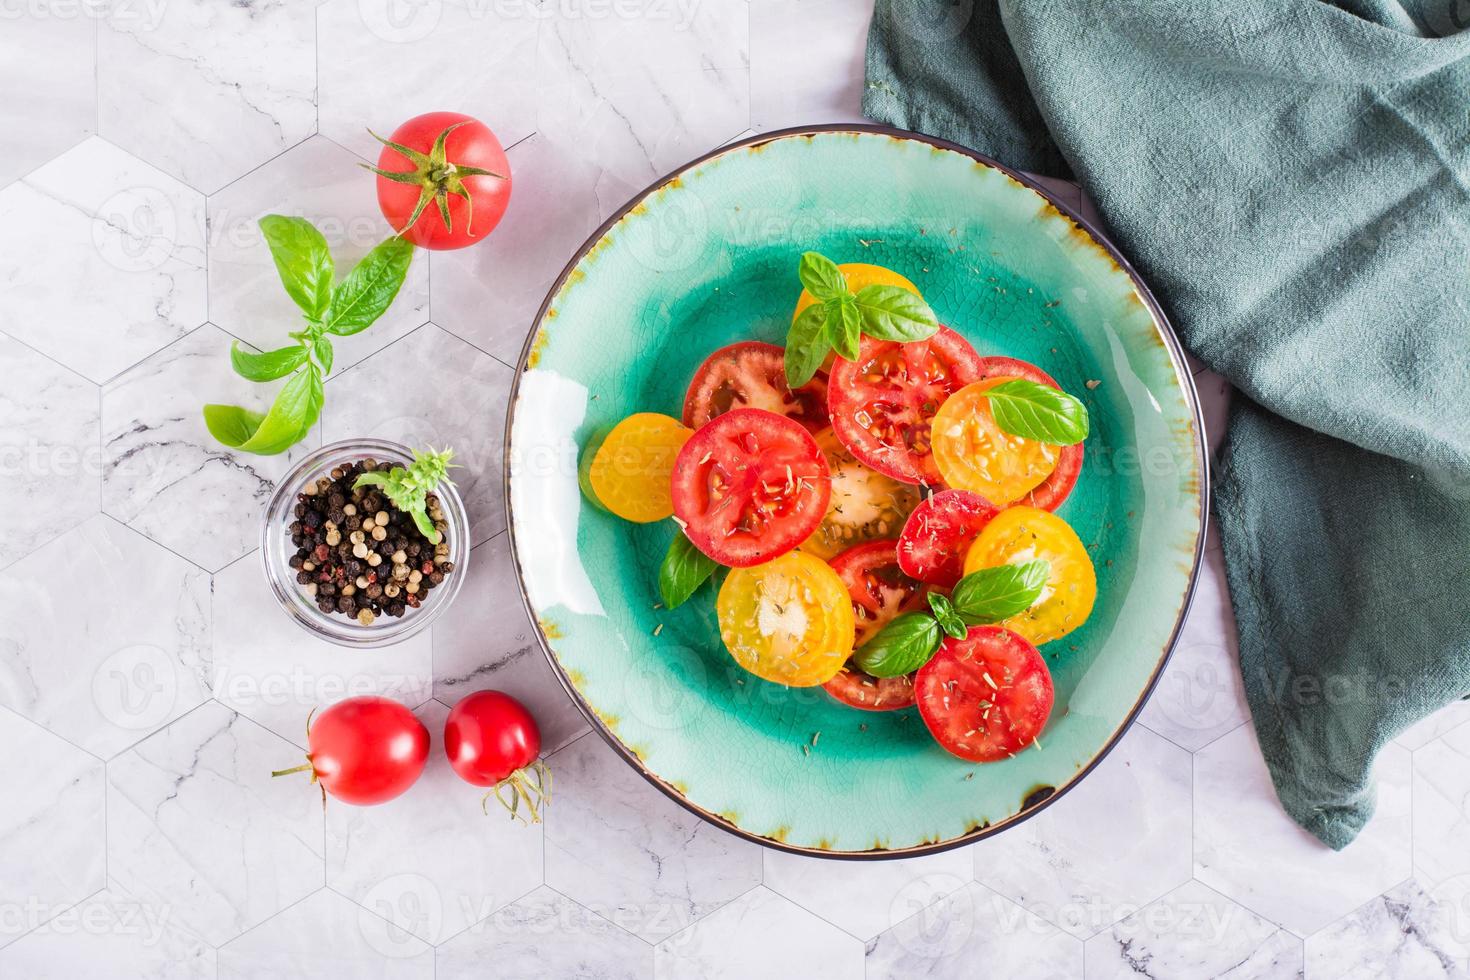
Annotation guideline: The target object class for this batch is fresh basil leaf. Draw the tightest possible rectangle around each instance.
[322,236,416,336]
[982,379,1090,445]
[827,295,862,361]
[951,560,1051,624]
[312,335,334,375]
[797,251,847,303]
[410,507,441,544]
[783,303,830,388]
[855,285,940,342]
[658,532,719,609]
[202,404,266,447]
[853,612,943,678]
[211,367,323,456]
[926,592,969,640]
[230,342,307,382]
[259,215,334,320]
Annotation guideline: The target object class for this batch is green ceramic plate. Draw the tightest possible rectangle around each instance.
[505,126,1206,857]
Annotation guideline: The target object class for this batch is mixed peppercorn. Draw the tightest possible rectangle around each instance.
[288,457,454,625]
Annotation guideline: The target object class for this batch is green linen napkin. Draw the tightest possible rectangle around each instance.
[865,0,1470,848]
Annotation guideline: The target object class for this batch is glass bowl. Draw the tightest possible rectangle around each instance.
[261,438,470,648]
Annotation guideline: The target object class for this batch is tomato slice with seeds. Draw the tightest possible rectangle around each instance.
[683,341,829,434]
[822,540,926,711]
[799,429,921,561]
[827,326,984,486]
[915,626,1054,763]
[671,408,831,568]
[896,489,1000,588]
[971,356,1084,511]
[717,551,854,687]
[963,507,1097,646]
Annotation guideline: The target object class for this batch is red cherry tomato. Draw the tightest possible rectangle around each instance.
[683,341,829,434]
[827,326,984,485]
[915,626,1054,762]
[276,696,429,806]
[896,489,1000,588]
[444,691,552,824]
[823,540,926,712]
[971,356,1084,511]
[372,111,511,250]
[670,408,831,567]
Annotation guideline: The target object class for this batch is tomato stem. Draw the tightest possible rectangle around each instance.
[271,763,314,778]
[481,760,553,825]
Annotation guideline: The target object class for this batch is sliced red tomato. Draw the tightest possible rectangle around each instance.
[822,540,926,711]
[972,356,1084,511]
[827,326,983,486]
[896,489,1000,589]
[915,626,1054,763]
[683,341,828,434]
[671,408,831,567]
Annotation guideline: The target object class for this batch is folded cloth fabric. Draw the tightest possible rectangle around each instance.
[864,0,1470,848]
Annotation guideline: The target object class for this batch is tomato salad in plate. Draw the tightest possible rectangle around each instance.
[578,252,1097,764]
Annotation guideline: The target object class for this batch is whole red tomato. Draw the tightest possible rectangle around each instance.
[444,691,550,823]
[369,110,511,250]
[273,696,430,806]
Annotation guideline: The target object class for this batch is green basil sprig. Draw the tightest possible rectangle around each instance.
[658,532,720,609]
[784,251,940,387]
[850,560,1052,678]
[203,216,416,456]
[982,379,1090,445]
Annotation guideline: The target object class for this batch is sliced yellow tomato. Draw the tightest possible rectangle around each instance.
[582,413,691,523]
[963,506,1096,645]
[717,551,855,687]
[792,262,922,322]
[799,429,921,561]
[932,379,1060,504]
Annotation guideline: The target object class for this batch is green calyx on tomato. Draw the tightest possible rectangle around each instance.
[784,251,941,387]
[366,121,507,239]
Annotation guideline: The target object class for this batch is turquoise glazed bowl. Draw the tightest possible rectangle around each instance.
[506,126,1206,857]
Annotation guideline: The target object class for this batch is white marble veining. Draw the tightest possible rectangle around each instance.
[545,734,762,942]
[97,0,316,194]
[211,551,433,747]
[325,699,544,946]
[106,700,326,947]
[217,888,433,980]
[0,137,207,383]
[206,136,430,373]
[102,324,321,573]
[0,1,94,188]
[1303,880,1470,979]
[763,846,972,941]
[0,334,101,567]
[0,515,211,759]
[431,532,590,752]
[322,323,510,544]
[655,886,863,980]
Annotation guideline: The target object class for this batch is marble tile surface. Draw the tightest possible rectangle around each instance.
[1303,880,1470,979]
[763,846,972,941]
[0,1,94,188]
[751,0,872,132]
[1412,723,1470,890]
[655,886,864,980]
[217,888,433,980]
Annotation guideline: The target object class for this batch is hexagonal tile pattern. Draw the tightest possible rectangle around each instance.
[1412,723,1470,890]
[0,885,214,977]
[545,734,760,942]
[0,137,206,383]
[98,0,315,194]
[1138,547,1249,751]
[326,700,543,946]
[655,886,862,979]
[1195,724,1412,936]
[0,709,105,949]
[207,136,429,373]
[107,701,325,947]
[217,888,433,979]
[0,334,100,566]
[430,131,622,364]
[750,0,869,132]
[0,515,211,759]
[322,323,510,544]
[539,0,747,81]
[1304,880,1470,979]
[763,847,971,941]
[1083,879,1302,979]
[437,885,651,979]
[317,0,538,162]
[865,882,1083,979]
[0,1,94,188]
[212,550,432,747]
[432,532,589,751]
[102,324,321,572]
[1394,696,1470,750]
[972,725,1193,939]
